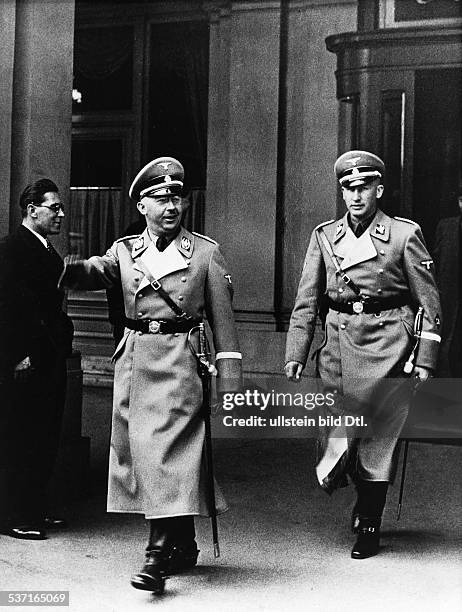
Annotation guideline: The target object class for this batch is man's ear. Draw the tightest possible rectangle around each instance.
[28,204,38,218]
[136,200,146,215]
[376,184,384,199]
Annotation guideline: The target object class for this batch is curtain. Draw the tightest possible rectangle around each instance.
[70,188,122,257]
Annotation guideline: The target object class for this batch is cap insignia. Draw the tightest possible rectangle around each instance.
[347,157,361,166]
[159,162,171,170]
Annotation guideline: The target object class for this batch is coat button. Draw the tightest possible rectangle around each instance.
[378,269,384,274]
[340,324,346,330]
[138,293,143,299]
[178,296,184,301]
[377,288,382,294]
[380,249,385,255]
[137,312,143,317]
[338,288,344,293]
[186,261,191,266]
[174,333,180,337]
[134,277,140,282]
[137,331,143,336]
[379,321,384,327]
[181,277,187,282]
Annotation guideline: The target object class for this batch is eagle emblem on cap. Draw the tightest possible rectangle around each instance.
[347,157,361,166]
[181,236,191,252]
[159,162,171,170]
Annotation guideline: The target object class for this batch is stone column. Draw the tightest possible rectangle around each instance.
[206,1,282,322]
[0,0,16,237]
[282,0,358,313]
[6,0,75,255]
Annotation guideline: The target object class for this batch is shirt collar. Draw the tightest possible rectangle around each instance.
[347,210,376,234]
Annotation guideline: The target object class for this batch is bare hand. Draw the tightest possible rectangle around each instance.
[14,356,33,381]
[285,361,303,382]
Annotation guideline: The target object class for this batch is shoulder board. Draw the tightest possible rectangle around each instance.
[115,234,140,243]
[314,220,335,231]
[394,216,418,226]
[192,231,218,245]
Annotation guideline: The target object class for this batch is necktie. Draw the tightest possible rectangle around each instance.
[156,236,168,252]
[354,223,365,238]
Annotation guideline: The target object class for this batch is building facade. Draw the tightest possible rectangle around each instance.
[1,0,461,387]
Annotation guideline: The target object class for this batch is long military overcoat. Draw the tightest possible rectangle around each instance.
[286,209,441,487]
[62,227,241,518]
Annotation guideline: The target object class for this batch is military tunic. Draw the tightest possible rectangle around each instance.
[285,209,441,486]
[62,227,241,518]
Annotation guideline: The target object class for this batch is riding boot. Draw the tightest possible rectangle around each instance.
[168,516,199,574]
[130,519,171,593]
[351,480,388,559]
[351,516,381,559]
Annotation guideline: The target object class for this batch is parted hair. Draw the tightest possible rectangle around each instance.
[19,178,59,218]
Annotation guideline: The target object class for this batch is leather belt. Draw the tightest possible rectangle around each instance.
[125,318,200,334]
[327,294,410,315]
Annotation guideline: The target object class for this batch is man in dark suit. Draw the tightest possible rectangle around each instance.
[0,178,74,539]
[433,182,462,377]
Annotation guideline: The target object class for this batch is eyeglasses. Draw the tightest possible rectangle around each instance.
[35,203,65,214]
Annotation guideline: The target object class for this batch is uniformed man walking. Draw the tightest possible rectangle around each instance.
[285,151,441,559]
[60,158,242,591]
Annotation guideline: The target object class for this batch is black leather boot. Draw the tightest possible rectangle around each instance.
[131,519,171,593]
[167,516,199,574]
[351,480,388,535]
[351,516,381,559]
[130,549,168,593]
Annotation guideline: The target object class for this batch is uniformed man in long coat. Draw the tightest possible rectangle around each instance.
[285,151,441,559]
[60,157,242,591]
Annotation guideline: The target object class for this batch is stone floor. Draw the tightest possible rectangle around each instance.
[1,387,461,612]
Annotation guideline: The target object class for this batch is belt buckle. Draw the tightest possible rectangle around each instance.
[352,301,364,314]
[148,320,161,334]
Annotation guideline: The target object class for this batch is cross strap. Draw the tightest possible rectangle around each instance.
[135,258,193,321]
[318,229,365,298]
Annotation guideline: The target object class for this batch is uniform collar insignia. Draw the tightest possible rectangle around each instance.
[370,210,390,242]
[181,236,191,251]
[131,229,150,258]
[333,219,346,243]
[175,227,194,258]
